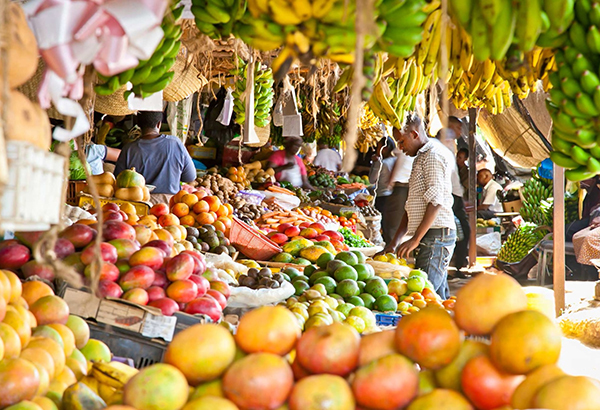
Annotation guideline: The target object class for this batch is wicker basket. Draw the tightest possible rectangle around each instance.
[95,85,136,116]
[164,49,207,102]
[17,59,65,120]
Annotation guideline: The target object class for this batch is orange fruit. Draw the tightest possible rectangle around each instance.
[204,196,221,213]
[173,190,187,204]
[182,194,199,207]
[171,203,190,218]
[194,190,207,201]
[213,221,226,233]
[216,205,229,218]
[196,213,215,226]
[193,201,210,214]
[180,215,196,227]
[22,282,54,307]
[224,204,234,215]
[218,217,232,229]
[209,211,218,221]
[158,214,180,227]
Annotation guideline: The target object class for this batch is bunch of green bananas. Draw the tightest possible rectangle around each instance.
[95,2,183,98]
[334,52,386,101]
[376,0,429,58]
[547,0,600,181]
[497,222,546,263]
[449,0,574,61]
[191,0,246,39]
[565,192,580,224]
[519,176,553,225]
[231,58,275,128]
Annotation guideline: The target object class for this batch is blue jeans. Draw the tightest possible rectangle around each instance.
[414,229,456,300]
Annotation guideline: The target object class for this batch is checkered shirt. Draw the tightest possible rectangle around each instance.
[406,139,456,235]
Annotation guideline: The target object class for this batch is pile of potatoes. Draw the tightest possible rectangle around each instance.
[195,173,238,203]
[229,195,266,223]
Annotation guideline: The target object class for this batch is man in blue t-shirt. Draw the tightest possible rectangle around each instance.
[114,111,196,196]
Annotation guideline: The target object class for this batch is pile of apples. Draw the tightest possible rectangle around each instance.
[266,222,348,252]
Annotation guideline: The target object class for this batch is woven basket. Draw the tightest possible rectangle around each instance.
[95,85,136,116]
[164,50,207,102]
[18,59,65,120]
[244,124,270,148]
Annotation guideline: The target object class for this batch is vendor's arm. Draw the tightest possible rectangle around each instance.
[268,161,295,174]
[397,203,441,259]
[113,148,127,176]
[181,153,197,183]
[387,154,403,191]
[105,147,121,162]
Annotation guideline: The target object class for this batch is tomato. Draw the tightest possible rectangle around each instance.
[461,355,523,410]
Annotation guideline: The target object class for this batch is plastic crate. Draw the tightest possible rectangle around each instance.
[67,180,87,206]
[229,217,282,260]
[87,320,166,369]
[1,141,66,231]
[376,312,402,327]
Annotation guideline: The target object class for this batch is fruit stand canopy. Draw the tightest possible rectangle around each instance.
[477,91,552,170]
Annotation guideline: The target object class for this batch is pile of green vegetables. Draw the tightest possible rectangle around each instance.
[339,227,371,248]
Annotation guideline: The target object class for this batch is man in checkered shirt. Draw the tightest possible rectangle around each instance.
[383,114,456,299]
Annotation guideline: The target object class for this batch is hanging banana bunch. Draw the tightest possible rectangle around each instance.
[231,58,275,128]
[355,125,384,153]
[191,0,247,39]
[95,0,183,98]
[375,0,430,58]
[547,0,600,182]
[359,104,379,129]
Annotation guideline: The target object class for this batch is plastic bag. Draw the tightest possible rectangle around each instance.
[217,88,234,126]
[260,191,301,210]
[476,232,502,255]
[227,281,295,308]
[205,253,248,275]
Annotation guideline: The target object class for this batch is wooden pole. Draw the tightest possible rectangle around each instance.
[468,108,478,267]
[553,164,565,316]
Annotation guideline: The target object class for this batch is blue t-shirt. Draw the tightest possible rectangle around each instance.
[114,135,196,195]
[86,144,107,175]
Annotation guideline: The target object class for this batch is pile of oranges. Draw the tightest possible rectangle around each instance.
[160,190,234,234]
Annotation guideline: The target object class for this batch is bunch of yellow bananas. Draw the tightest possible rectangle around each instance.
[495,48,556,100]
[80,361,139,405]
[355,125,384,153]
[359,104,379,130]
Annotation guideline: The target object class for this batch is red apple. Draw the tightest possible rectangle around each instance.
[81,242,118,265]
[0,243,30,270]
[98,280,123,298]
[277,223,293,233]
[284,226,301,237]
[152,270,168,288]
[147,286,166,302]
[119,265,155,291]
[148,298,179,316]
[150,203,170,218]
[102,220,136,242]
[270,233,288,245]
[188,275,209,297]
[184,296,223,321]
[59,224,96,249]
[102,203,120,213]
[84,262,120,282]
[315,235,330,242]
[109,238,140,260]
[206,289,227,310]
[142,240,172,258]
[129,247,164,270]
[21,260,55,281]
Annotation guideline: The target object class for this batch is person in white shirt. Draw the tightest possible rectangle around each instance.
[436,129,470,271]
[369,136,397,215]
[477,168,504,219]
[384,114,456,299]
[313,143,342,171]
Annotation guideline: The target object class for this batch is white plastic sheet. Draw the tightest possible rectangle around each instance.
[227,280,295,308]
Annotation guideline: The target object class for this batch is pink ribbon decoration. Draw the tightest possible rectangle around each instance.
[24,0,169,140]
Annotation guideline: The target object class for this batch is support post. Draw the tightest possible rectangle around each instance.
[468,108,478,267]
[553,164,565,316]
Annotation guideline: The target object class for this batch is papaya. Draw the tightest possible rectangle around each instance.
[314,241,336,254]
[115,187,144,202]
[115,168,145,189]
[282,240,307,257]
[299,245,332,263]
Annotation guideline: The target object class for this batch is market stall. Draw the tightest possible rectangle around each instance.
[0,0,600,408]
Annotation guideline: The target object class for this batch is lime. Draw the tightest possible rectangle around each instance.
[309,270,330,285]
[351,250,366,264]
[326,259,347,274]
[335,251,359,266]
[333,265,358,282]
[336,302,354,317]
[311,283,328,296]
[355,263,374,281]
[397,301,411,312]
[357,280,366,293]
[303,265,318,277]
[409,269,428,280]
[336,279,360,299]
[292,257,311,266]
[281,273,291,282]
[358,293,376,309]
[374,295,398,312]
[407,275,426,293]
[345,316,366,333]
[317,252,335,269]
[365,277,388,298]
[348,306,376,328]
[292,275,310,283]
[284,267,301,279]
[346,296,365,307]
[387,278,408,296]
[273,252,294,263]
[315,276,337,294]
[330,293,344,303]
[293,280,310,296]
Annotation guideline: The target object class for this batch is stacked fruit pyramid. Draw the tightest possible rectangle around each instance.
[94,0,183,98]
[497,222,547,263]
[547,0,600,181]
[0,270,140,408]
[49,272,599,410]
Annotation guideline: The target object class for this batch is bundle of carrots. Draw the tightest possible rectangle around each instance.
[267,185,295,195]
[255,210,316,229]
[337,182,366,190]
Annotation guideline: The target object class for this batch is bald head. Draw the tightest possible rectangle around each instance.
[477,169,493,187]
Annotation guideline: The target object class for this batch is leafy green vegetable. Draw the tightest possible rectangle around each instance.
[339,227,370,248]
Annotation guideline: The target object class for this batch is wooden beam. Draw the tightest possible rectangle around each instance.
[468,108,478,267]
[553,164,565,316]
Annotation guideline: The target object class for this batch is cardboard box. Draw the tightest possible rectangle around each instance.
[59,284,208,342]
[502,199,522,213]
